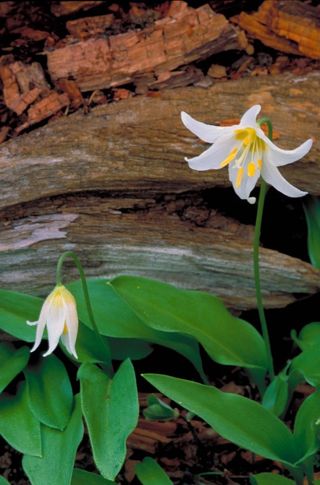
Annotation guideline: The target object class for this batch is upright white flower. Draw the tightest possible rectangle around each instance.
[181,105,312,203]
[27,285,78,359]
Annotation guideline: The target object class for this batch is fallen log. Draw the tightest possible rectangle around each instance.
[0,194,319,310]
[0,72,319,211]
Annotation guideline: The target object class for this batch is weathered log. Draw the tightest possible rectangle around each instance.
[0,72,319,212]
[51,1,105,17]
[0,194,319,310]
[235,0,320,59]
[1,72,319,310]
[46,2,247,92]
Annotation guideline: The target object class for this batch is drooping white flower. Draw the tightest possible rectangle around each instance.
[27,285,78,358]
[181,105,312,203]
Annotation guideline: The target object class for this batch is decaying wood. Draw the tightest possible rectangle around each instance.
[0,72,319,211]
[51,1,104,17]
[66,14,114,39]
[0,61,49,115]
[46,2,247,92]
[235,0,320,59]
[0,194,319,310]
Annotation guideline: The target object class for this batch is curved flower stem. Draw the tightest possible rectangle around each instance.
[255,117,275,381]
[56,251,113,375]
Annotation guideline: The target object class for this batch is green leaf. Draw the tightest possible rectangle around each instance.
[109,338,153,361]
[143,395,179,421]
[0,477,10,485]
[303,196,320,269]
[72,468,116,485]
[135,457,173,485]
[0,382,41,456]
[262,374,289,417]
[68,279,205,380]
[291,348,320,387]
[79,360,139,480]
[111,276,267,371]
[144,374,298,466]
[0,290,42,341]
[25,355,73,430]
[0,344,29,393]
[23,395,83,485]
[294,390,320,463]
[250,473,295,484]
[297,322,320,351]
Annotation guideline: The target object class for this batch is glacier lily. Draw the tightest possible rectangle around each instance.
[27,284,78,358]
[181,105,312,203]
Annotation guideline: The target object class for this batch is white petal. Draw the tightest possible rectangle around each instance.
[30,320,46,352]
[228,160,260,201]
[181,111,234,143]
[43,303,65,357]
[240,105,261,127]
[257,130,313,167]
[62,300,78,359]
[186,134,238,171]
[261,162,307,198]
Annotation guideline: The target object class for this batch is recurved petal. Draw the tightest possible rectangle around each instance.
[258,130,313,166]
[186,134,238,171]
[240,105,261,127]
[181,111,234,143]
[261,162,307,198]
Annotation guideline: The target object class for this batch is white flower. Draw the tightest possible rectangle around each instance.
[27,285,78,358]
[181,105,312,203]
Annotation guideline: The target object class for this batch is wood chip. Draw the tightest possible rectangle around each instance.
[51,1,104,17]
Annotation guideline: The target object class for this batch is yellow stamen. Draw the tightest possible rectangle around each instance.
[63,323,68,335]
[247,161,256,177]
[219,148,238,168]
[236,167,244,187]
[257,159,263,170]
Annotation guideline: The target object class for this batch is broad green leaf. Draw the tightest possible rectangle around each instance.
[25,355,73,430]
[297,322,320,351]
[0,290,42,341]
[109,338,152,361]
[72,468,116,485]
[68,279,205,380]
[79,360,138,480]
[0,343,29,393]
[294,390,320,463]
[303,196,320,268]
[250,473,295,484]
[291,348,320,387]
[111,276,267,371]
[75,323,113,365]
[135,457,173,485]
[23,395,83,485]
[262,374,289,417]
[0,382,41,456]
[0,477,10,485]
[144,374,298,466]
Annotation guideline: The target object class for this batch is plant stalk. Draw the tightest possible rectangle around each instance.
[254,117,275,381]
